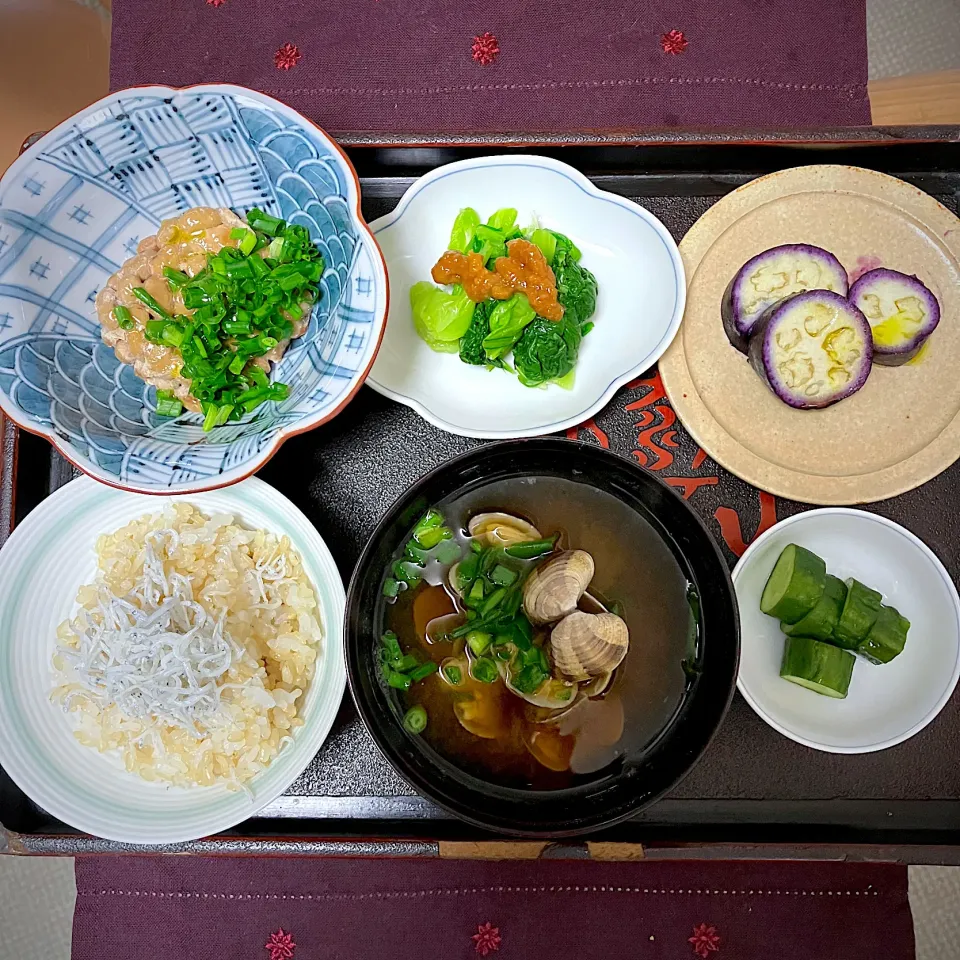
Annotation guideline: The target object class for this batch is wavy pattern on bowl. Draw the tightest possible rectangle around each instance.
[0,85,387,491]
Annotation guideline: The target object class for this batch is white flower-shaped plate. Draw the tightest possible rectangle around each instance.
[367,156,684,438]
[734,509,960,753]
[0,475,345,844]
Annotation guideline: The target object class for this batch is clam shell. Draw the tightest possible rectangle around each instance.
[522,549,595,624]
[550,611,629,681]
[468,512,542,547]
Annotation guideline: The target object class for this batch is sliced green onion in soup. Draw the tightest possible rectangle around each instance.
[470,657,499,684]
[403,705,428,735]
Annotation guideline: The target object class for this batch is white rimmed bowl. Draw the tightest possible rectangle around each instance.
[734,509,960,753]
[0,475,345,843]
[0,84,388,493]
[367,155,684,438]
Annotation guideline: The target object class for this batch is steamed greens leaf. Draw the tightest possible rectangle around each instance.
[529,228,557,264]
[514,314,582,387]
[486,208,518,233]
[449,208,481,253]
[551,231,582,263]
[410,281,476,353]
[554,248,598,327]
[466,210,521,266]
[459,299,497,366]
[481,294,537,360]
[472,224,507,264]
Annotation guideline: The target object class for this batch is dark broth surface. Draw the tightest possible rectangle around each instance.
[384,476,692,789]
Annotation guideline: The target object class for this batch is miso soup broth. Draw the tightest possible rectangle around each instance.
[382,475,695,790]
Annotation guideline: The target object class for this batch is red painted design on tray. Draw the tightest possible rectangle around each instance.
[566,418,610,448]
[689,923,720,957]
[472,922,501,955]
[274,43,302,70]
[265,928,296,960]
[626,372,677,470]
[715,491,777,557]
[660,29,689,54]
[622,371,720,502]
[472,33,501,66]
[666,475,719,500]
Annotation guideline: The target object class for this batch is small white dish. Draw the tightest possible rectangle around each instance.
[366,155,684,438]
[734,509,960,753]
[0,475,345,843]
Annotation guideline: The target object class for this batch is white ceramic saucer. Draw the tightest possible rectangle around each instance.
[734,508,960,753]
[367,155,684,438]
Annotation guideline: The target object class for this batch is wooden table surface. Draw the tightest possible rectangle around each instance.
[869,69,960,125]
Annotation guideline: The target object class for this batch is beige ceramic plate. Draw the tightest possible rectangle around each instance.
[659,164,960,504]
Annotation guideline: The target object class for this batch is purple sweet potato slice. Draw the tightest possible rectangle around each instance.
[722,244,849,353]
[848,267,941,365]
[748,290,872,409]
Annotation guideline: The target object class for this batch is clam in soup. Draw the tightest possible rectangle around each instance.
[379,477,696,789]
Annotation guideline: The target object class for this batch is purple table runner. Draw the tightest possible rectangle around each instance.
[109,0,871,133]
[74,856,912,959]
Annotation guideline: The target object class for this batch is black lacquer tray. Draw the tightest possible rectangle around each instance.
[3,138,960,854]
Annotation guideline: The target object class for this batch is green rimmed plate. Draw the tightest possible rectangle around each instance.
[0,475,345,844]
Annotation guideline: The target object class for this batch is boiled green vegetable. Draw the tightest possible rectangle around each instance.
[551,231,582,262]
[780,635,855,698]
[530,228,557,264]
[833,579,883,649]
[514,314,582,387]
[415,209,598,386]
[782,575,846,641]
[759,544,827,623]
[486,208,518,233]
[449,208,481,253]
[459,300,495,366]
[858,604,909,664]
[553,246,598,327]
[410,281,475,352]
[481,293,537,360]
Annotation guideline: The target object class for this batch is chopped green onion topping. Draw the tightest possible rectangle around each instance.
[162,266,190,289]
[470,657,499,684]
[402,705,428,734]
[112,305,134,330]
[154,390,183,418]
[443,665,463,685]
[407,661,439,683]
[381,631,402,660]
[466,631,493,656]
[132,287,173,321]
[503,535,559,560]
[512,663,547,693]
[127,211,325,430]
[386,670,412,690]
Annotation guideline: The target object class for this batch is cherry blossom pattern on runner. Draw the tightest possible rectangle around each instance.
[472,921,502,955]
[472,33,501,65]
[265,928,296,960]
[205,0,226,6]
[660,29,689,54]
[274,43,302,70]
[689,923,721,958]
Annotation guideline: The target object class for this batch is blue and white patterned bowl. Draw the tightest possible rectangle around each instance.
[0,85,388,493]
